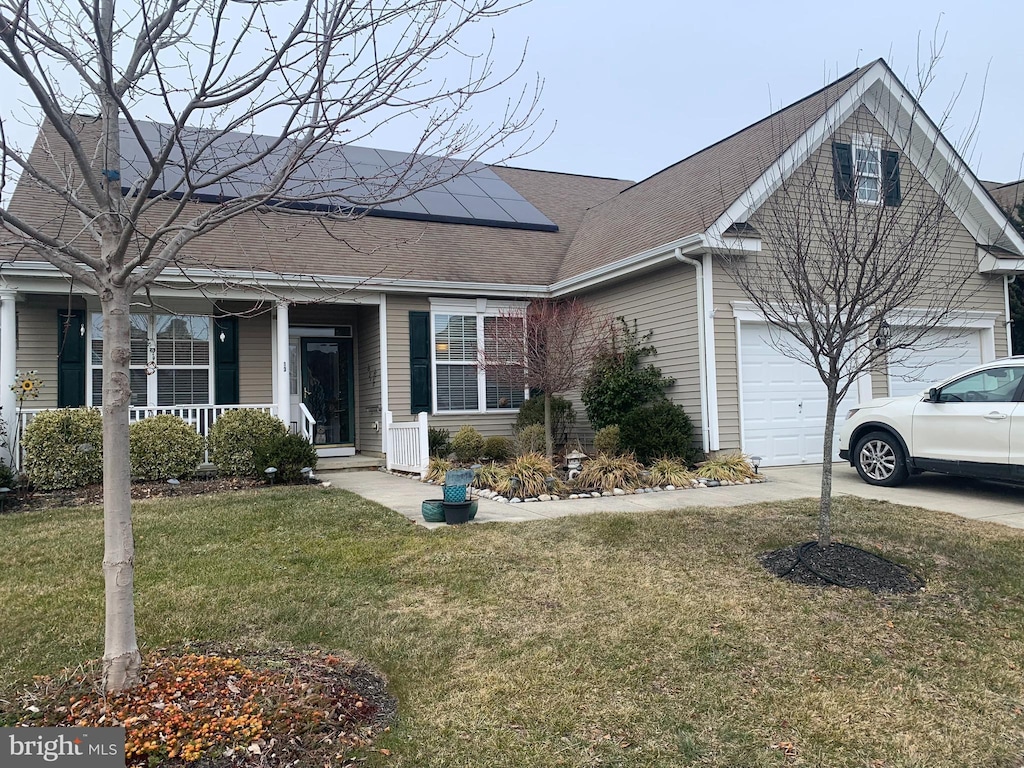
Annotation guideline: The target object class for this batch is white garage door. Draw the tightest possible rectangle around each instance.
[740,323,857,467]
[887,328,983,398]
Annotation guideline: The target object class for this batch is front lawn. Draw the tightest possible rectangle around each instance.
[1,489,1022,766]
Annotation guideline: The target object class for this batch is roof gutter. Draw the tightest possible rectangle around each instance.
[549,233,705,296]
[674,247,720,452]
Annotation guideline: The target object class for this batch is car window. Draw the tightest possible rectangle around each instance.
[936,367,1024,403]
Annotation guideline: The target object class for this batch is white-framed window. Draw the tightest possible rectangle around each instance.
[430,298,528,414]
[89,313,213,407]
[853,134,882,204]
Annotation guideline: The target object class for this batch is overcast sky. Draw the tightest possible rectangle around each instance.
[449,0,1022,185]
[1,0,1020,187]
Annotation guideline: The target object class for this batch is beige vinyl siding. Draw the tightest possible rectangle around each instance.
[14,295,87,409]
[574,262,702,446]
[711,106,1008,452]
[355,304,382,454]
[237,313,273,404]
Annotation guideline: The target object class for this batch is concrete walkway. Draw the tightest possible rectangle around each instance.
[320,463,1024,530]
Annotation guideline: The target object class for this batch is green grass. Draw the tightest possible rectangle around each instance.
[2,488,1024,767]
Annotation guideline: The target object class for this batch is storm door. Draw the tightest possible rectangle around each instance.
[301,338,354,446]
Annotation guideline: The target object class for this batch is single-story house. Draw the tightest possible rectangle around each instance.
[4,58,1024,470]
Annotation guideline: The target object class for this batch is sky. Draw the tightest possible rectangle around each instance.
[0,0,1021,187]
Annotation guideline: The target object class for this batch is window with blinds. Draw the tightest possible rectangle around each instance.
[89,313,213,407]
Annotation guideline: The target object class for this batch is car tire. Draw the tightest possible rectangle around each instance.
[853,431,909,487]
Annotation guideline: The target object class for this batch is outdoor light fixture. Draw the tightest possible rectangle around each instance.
[0,487,9,513]
[875,320,892,348]
[301,466,314,485]
[167,478,180,494]
[750,456,762,474]
[219,331,226,343]
[265,466,278,485]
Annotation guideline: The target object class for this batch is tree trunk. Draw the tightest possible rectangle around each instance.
[817,384,839,548]
[100,285,141,692]
[543,392,553,460]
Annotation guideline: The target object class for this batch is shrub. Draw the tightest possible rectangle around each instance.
[493,452,557,497]
[574,452,645,493]
[22,408,103,491]
[482,435,513,462]
[209,409,287,478]
[0,459,16,490]
[428,427,451,458]
[425,456,453,483]
[648,457,694,487]
[252,432,318,483]
[450,425,484,462]
[129,415,204,481]
[696,454,759,482]
[618,400,698,465]
[582,318,675,431]
[514,395,576,450]
[514,424,545,456]
[593,425,621,456]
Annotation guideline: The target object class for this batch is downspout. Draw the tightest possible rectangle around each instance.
[1006,274,1017,357]
[674,248,721,452]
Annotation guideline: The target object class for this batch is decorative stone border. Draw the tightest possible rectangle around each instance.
[422,476,767,504]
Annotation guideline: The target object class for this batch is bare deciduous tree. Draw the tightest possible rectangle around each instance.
[480,299,610,459]
[0,0,543,691]
[719,53,987,547]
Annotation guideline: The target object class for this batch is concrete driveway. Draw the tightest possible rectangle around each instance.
[323,462,1024,530]
[770,462,1024,529]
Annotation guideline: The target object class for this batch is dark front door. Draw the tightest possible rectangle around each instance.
[301,338,354,446]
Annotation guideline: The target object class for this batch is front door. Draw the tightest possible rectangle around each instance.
[301,338,354,449]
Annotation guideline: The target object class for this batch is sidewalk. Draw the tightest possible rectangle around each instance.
[319,463,1024,530]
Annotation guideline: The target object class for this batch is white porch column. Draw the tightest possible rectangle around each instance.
[275,301,291,430]
[378,293,389,455]
[0,290,17,466]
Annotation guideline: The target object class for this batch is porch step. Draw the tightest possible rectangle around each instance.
[316,455,385,473]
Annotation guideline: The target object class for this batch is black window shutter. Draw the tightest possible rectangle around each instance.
[409,311,432,414]
[832,142,854,201]
[882,150,901,206]
[214,317,239,404]
[57,309,86,407]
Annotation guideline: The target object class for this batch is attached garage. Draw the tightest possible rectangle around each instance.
[738,322,857,467]
[887,327,985,398]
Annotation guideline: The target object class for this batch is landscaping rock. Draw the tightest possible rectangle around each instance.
[591,492,601,498]
[539,494,552,502]
[665,485,675,491]
[601,491,612,497]
[706,480,720,487]
[569,494,579,500]
[510,497,522,503]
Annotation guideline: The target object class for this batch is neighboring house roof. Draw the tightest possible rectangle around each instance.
[984,179,1024,217]
[557,64,871,283]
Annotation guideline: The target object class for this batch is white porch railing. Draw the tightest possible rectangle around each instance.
[385,410,429,478]
[17,403,278,466]
[297,402,316,444]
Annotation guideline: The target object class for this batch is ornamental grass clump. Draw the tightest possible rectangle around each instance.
[472,461,503,489]
[21,407,103,490]
[695,453,759,482]
[648,457,695,487]
[129,414,204,481]
[494,452,557,498]
[574,452,645,493]
[425,456,453,483]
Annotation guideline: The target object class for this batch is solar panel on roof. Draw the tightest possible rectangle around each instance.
[118,120,557,232]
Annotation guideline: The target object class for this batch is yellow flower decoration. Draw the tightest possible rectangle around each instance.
[11,370,43,401]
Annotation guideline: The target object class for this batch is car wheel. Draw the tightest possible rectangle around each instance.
[853,431,909,487]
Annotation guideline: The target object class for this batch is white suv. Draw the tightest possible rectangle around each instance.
[838,358,1024,486]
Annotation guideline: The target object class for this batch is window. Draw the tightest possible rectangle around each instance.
[937,367,1024,403]
[430,300,527,413]
[853,135,881,204]
[89,313,213,407]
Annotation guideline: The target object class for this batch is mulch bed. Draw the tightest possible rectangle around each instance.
[1,476,269,512]
[759,541,925,593]
[0,644,396,767]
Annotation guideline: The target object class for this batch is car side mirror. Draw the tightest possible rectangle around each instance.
[927,387,940,403]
